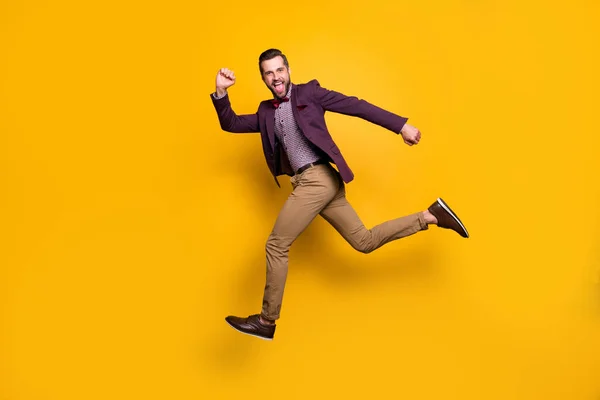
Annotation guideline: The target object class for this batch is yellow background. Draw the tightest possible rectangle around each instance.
[1,0,599,399]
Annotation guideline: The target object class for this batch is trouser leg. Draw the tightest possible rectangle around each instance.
[261,164,339,320]
[319,167,428,254]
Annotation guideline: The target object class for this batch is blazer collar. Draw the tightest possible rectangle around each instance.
[290,83,307,107]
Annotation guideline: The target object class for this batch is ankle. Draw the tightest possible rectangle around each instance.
[259,315,275,325]
[423,210,438,225]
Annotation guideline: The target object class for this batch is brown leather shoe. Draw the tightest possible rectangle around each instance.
[428,198,469,238]
[225,314,276,340]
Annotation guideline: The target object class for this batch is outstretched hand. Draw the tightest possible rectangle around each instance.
[401,123,421,146]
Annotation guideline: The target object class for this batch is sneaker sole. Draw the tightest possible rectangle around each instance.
[225,320,273,341]
[437,197,469,238]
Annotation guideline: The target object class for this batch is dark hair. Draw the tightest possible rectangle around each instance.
[258,48,289,74]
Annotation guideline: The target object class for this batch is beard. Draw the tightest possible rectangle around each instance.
[269,79,290,99]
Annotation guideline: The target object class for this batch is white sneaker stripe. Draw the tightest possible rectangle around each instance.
[225,320,273,341]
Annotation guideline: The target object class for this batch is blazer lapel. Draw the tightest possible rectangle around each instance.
[264,106,276,151]
[291,84,309,135]
[291,83,307,107]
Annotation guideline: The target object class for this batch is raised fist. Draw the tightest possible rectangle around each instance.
[216,68,236,92]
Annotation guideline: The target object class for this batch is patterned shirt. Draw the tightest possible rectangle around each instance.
[273,83,323,172]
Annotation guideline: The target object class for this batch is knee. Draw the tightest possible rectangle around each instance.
[351,235,376,254]
[266,234,293,256]
[354,244,375,254]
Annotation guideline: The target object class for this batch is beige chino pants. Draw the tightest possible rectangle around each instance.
[261,163,428,320]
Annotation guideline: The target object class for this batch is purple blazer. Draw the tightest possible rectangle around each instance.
[210,79,408,187]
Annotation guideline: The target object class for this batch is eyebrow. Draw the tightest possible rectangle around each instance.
[264,67,285,74]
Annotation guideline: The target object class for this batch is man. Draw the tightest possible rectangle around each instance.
[210,48,469,340]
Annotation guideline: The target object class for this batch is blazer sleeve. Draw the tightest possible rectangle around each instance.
[210,92,260,133]
[310,79,408,134]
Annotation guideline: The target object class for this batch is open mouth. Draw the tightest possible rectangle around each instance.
[273,81,284,93]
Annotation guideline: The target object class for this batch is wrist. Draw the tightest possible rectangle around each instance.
[216,87,227,97]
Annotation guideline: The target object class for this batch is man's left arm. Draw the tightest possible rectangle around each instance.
[312,80,421,146]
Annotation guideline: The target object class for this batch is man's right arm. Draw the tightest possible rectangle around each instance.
[210,68,259,133]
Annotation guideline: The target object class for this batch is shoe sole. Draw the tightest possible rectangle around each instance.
[225,319,274,341]
[437,197,469,238]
